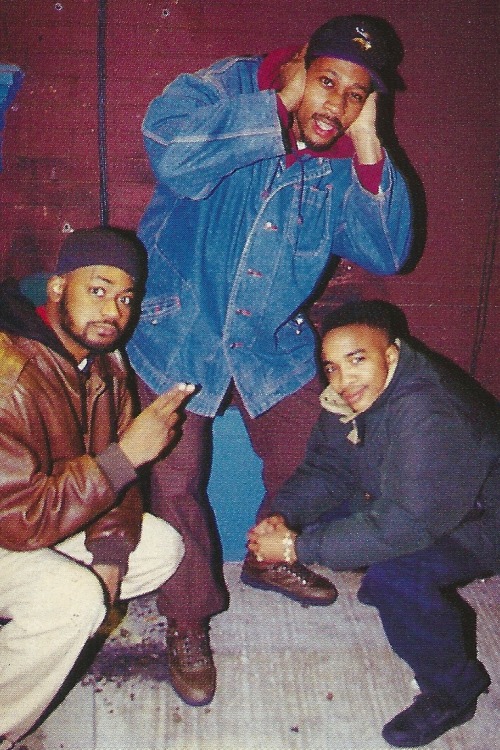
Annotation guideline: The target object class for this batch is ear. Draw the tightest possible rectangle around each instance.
[47,274,66,303]
[385,342,400,367]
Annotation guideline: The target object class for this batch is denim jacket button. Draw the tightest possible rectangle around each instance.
[264,221,278,231]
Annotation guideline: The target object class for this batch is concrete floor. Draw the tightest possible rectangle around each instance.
[16,564,500,750]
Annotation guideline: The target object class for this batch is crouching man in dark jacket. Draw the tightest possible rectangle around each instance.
[0,228,195,749]
[247,299,500,748]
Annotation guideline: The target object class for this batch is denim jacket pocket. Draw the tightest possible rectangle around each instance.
[134,292,192,375]
[285,182,333,257]
[274,315,316,354]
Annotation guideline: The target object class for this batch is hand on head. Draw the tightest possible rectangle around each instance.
[346,92,382,164]
[277,44,307,112]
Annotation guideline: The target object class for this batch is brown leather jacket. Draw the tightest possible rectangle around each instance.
[0,328,142,571]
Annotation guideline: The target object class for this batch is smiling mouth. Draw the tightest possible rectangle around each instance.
[343,387,366,407]
[313,115,344,136]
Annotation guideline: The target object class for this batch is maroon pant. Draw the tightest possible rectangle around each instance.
[138,377,322,622]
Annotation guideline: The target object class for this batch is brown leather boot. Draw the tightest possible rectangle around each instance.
[165,619,216,706]
[240,553,338,606]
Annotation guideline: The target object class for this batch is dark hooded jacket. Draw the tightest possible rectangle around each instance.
[0,278,142,573]
[273,338,500,573]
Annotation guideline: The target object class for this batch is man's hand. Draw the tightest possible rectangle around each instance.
[347,92,383,164]
[248,514,286,538]
[247,515,297,564]
[119,383,195,468]
[277,45,307,112]
[93,563,120,604]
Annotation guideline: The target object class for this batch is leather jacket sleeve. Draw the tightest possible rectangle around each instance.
[0,399,119,551]
[84,368,143,568]
[0,344,140,561]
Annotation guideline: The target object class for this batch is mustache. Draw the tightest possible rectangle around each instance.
[93,319,120,330]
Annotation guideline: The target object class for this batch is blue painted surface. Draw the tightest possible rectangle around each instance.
[208,408,264,561]
[19,272,51,305]
[0,63,23,170]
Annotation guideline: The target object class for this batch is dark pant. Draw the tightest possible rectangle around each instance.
[358,538,492,704]
[138,377,322,622]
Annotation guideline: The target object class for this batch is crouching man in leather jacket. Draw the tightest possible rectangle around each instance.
[0,227,194,749]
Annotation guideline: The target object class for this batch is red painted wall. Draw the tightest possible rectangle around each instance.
[1,0,498,395]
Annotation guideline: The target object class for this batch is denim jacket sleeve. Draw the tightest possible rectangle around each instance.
[142,56,413,272]
[332,155,413,274]
[142,57,287,199]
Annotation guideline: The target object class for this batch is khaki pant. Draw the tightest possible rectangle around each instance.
[0,513,183,746]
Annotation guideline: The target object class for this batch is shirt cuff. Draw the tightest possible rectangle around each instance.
[353,154,384,194]
[95,443,137,495]
[87,538,130,578]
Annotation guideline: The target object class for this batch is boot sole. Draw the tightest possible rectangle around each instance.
[240,571,338,606]
[167,666,216,707]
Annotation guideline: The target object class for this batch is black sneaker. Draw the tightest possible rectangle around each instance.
[382,691,482,747]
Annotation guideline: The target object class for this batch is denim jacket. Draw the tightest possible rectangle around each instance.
[127,55,413,417]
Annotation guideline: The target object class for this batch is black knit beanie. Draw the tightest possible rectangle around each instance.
[55,227,146,283]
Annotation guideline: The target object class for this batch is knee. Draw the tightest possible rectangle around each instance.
[158,522,185,575]
[34,562,106,631]
[142,513,185,575]
[71,568,108,628]
[361,555,440,610]
[359,561,409,607]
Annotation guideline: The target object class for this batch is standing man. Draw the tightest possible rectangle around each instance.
[0,227,194,749]
[248,300,498,748]
[127,15,414,706]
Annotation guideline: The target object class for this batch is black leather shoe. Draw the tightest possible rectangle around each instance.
[382,692,481,747]
[165,620,216,706]
[240,556,338,606]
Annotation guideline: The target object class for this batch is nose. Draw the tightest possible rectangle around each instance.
[101,297,120,319]
[324,89,345,116]
[335,365,356,393]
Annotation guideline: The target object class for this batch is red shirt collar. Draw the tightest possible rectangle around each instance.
[36,304,51,326]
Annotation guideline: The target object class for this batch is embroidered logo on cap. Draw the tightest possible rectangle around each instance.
[353,26,372,52]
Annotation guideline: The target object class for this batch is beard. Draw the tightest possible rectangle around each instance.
[58,291,121,354]
[294,114,345,151]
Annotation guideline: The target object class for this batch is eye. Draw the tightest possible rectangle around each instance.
[319,76,334,88]
[118,294,134,306]
[323,363,337,375]
[90,286,106,297]
[351,354,365,364]
[350,91,366,104]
